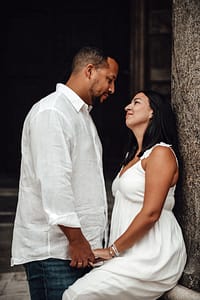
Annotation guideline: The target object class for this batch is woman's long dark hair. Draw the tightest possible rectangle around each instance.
[123,90,179,166]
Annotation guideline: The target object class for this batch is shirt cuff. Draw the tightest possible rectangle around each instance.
[48,212,81,227]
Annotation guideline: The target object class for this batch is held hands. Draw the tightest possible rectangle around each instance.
[60,226,120,269]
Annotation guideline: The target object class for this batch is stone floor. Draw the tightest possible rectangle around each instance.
[0,271,30,300]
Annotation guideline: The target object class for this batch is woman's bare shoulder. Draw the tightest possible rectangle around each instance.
[149,145,177,165]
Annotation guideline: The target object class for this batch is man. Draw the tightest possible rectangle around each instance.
[11,46,119,300]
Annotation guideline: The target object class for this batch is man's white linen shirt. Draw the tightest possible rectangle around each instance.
[11,83,108,265]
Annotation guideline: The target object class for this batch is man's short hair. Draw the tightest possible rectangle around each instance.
[71,46,109,73]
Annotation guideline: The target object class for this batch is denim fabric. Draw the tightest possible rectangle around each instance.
[24,258,91,300]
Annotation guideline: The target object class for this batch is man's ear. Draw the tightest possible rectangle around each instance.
[85,64,94,79]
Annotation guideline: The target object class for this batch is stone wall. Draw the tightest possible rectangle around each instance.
[171,0,200,292]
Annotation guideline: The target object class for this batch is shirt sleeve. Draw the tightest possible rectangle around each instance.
[29,108,81,227]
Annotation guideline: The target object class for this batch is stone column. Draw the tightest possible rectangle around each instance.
[171,0,200,292]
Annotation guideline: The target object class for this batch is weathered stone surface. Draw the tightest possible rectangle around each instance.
[162,284,200,299]
[171,0,200,292]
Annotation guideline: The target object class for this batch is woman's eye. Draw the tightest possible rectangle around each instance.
[131,99,140,105]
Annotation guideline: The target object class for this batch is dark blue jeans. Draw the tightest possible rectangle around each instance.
[24,258,91,300]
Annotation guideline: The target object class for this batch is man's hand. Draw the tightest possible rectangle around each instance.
[59,226,95,268]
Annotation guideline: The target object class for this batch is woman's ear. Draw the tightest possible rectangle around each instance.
[149,110,154,120]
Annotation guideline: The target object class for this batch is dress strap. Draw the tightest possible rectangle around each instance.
[140,142,178,167]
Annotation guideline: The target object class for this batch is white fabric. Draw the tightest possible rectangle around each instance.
[11,83,107,265]
[62,143,187,300]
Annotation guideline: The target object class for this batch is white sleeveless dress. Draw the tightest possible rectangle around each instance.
[62,143,187,300]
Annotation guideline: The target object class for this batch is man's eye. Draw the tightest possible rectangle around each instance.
[107,78,112,84]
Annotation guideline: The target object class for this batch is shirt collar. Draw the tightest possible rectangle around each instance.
[56,83,92,112]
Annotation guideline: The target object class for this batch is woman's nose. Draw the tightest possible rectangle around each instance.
[125,103,132,111]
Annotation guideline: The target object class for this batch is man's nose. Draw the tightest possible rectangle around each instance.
[108,84,115,94]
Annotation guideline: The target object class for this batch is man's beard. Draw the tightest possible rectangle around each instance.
[91,96,102,107]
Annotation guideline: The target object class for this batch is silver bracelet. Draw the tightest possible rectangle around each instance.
[111,243,120,257]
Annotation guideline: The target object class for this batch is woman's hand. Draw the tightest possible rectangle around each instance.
[88,248,112,267]
[93,248,112,260]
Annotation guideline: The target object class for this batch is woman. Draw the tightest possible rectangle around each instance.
[62,91,187,300]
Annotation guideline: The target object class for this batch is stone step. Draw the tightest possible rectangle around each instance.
[0,189,18,224]
[0,212,15,223]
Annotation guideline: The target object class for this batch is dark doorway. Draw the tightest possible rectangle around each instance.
[1,1,131,184]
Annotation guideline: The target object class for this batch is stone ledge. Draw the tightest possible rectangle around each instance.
[162,285,200,300]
